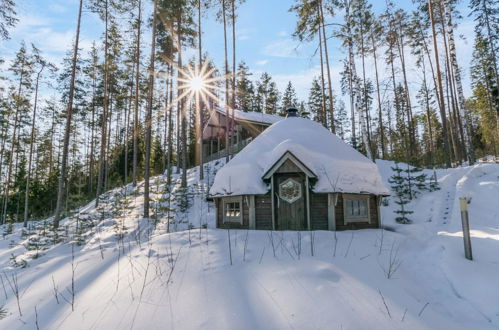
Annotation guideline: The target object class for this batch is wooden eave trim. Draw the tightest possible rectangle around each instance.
[262,151,317,180]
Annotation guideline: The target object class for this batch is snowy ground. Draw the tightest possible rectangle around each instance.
[0,159,498,329]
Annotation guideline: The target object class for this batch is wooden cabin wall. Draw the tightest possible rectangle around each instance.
[310,193,328,230]
[255,194,272,229]
[335,194,380,230]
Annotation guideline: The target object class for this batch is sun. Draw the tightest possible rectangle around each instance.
[189,76,204,92]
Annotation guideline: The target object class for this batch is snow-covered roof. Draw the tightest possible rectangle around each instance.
[214,106,283,125]
[209,117,390,197]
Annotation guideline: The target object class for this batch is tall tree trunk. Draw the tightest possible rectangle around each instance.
[359,26,373,159]
[1,61,24,224]
[480,0,499,91]
[167,65,174,186]
[421,58,435,166]
[345,0,356,148]
[371,33,385,159]
[428,0,451,167]
[95,0,110,207]
[319,0,335,133]
[444,0,475,163]
[178,9,188,188]
[53,0,83,228]
[24,65,44,227]
[230,0,236,159]
[144,0,158,218]
[222,0,230,162]
[318,22,327,127]
[89,60,97,194]
[198,0,204,180]
[394,30,416,157]
[438,2,465,163]
[133,0,142,187]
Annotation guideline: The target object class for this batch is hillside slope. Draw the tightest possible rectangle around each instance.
[0,159,498,329]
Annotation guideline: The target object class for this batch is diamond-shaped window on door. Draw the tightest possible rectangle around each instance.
[279,178,302,204]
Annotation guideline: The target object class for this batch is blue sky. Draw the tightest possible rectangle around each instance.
[1,0,477,101]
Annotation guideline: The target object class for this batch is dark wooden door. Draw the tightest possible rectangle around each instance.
[274,173,307,230]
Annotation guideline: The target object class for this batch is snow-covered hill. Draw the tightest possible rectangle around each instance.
[0,159,498,329]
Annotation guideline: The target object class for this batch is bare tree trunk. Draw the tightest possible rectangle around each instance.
[2,66,24,225]
[444,0,475,163]
[319,0,335,132]
[144,0,158,218]
[133,0,142,187]
[24,66,44,226]
[359,27,373,159]
[438,2,465,163]
[345,0,356,148]
[198,0,204,179]
[167,65,174,186]
[421,58,435,166]
[371,33,385,159]
[396,33,416,157]
[222,0,230,162]
[317,21,327,128]
[428,0,451,168]
[95,0,110,207]
[53,0,83,228]
[178,8,188,188]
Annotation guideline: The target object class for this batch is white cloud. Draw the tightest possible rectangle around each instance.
[256,59,268,66]
[236,28,252,41]
[262,38,304,58]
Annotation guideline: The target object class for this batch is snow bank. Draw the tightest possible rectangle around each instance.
[210,117,389,197]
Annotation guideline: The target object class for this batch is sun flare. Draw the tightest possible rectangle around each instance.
[189,76,205,92]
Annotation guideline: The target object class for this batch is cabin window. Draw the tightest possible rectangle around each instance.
[343,195,370,224]
[279,178,302,204]
[223,197,242,224]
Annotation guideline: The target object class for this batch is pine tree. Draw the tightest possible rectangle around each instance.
[0,0,17,41]
[308,78,325,123]
[281,81,298,115]
[388,162,413,224]
[235,61,254,111]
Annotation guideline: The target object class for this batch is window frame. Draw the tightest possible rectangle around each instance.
[343,194,370,224]
[222,196,243,224]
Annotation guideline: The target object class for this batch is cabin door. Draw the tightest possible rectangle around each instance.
[274,174,307,230]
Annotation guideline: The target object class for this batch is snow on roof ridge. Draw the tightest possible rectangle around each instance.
[214,106,284,125]
[210,117,390,197]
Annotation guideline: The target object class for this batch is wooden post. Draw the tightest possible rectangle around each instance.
[305,176,311,230]
[249,195,255,229]
[459,198,473,260]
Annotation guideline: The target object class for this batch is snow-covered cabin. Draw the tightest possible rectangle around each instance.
[202,106,283,163]
[209,108,390,231]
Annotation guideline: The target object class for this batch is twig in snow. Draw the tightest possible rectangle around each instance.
[310,231,315,257]
[5,271,22,316]
[0,274,8,299]
[344,231,354,258]
[378,227,384,256]
[401,308,407,322]
[35,305,39,330]
[227,229,233,266]
[378,289,391,319]
[332,231,338,258]
[259,246,266,264]
[243,230,249,262]
[379,240,402,279]
[269,231,276,258]
[418,302,429,317]
[52,276,59,304]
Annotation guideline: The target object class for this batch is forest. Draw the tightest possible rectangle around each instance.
[0,0,497,225]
